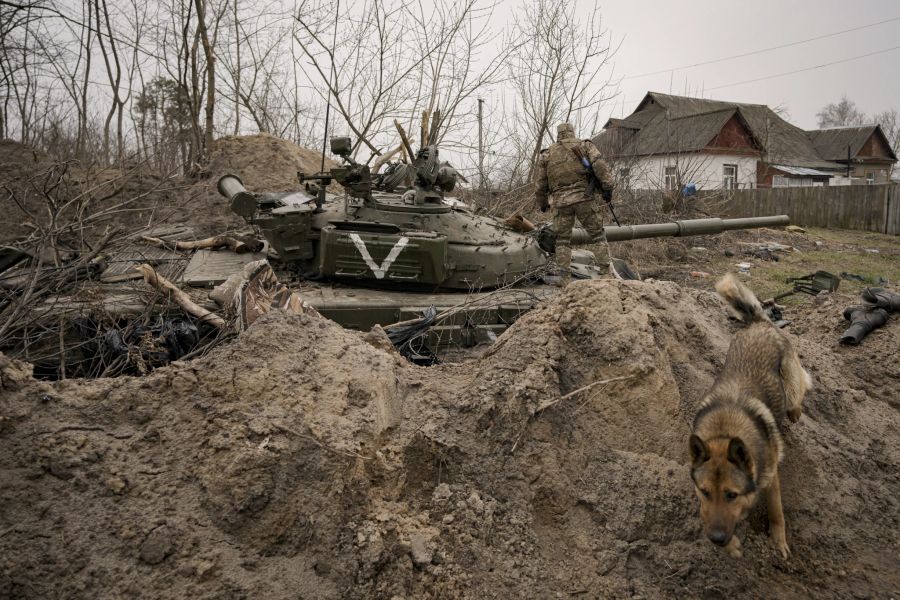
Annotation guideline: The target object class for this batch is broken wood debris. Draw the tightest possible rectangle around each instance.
[137,263,227,329]
[141,234,263,254]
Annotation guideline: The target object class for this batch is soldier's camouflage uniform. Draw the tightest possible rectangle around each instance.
[534,122,615,285]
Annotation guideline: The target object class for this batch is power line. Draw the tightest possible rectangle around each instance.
[624,16,900,80]
[705,44,900,92]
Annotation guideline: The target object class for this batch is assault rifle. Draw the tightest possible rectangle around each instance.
[571,145,620,226]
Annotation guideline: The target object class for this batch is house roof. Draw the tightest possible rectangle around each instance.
[806,125,898,162]
[620,107,761,156]
[598,91,845,171]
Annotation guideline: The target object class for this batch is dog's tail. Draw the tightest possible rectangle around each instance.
[715,273,768,324]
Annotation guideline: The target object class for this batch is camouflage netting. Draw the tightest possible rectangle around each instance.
[1,279,898,599]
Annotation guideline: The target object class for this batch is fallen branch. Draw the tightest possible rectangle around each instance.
[534,375,635,414]
[141,235,263,254]
[510,374,635,454]
[136,263,226,328]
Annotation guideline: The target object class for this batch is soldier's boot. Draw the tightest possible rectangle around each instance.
[861,287,900,312]
[840,304,889,345]
[553,242,572,287]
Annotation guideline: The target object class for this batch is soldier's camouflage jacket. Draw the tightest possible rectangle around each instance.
[534,135,614,209]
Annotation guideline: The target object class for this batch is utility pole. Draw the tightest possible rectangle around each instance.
[477,98,484,190]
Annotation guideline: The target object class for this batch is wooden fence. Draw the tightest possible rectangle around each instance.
[716,183,899,235]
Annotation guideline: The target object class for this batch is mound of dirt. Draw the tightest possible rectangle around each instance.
[1,279,897,599]
[174,134,339,236]
[0,140,56,240]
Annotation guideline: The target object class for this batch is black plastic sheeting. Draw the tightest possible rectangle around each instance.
[384,306,439,366]
[103,318,199,364]
[66,316,202,377]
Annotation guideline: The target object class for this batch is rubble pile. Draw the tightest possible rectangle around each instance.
[1,279,897,599]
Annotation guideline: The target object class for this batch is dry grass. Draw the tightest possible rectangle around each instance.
[578,225,900,304]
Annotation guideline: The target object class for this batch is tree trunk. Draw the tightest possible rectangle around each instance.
[194,0,215,155]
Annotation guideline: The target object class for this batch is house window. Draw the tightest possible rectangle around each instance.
[664,166,677,190]
[723,164,737,190]
[866,172,875,185]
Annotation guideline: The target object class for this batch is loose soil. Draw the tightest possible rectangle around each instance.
[2,277,898,599]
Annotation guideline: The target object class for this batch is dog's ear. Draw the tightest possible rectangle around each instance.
[689,434,709,466]
[727,438,752,474]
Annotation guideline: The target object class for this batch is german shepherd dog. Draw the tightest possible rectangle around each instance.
[689,273,812,559]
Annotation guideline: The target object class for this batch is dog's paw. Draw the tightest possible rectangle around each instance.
[725,536,743,559]
[773,533,790,558]
[787,407,802,423]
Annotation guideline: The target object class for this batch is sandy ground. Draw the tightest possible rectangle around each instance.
[1,278,898,599]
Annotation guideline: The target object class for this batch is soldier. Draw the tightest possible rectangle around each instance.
[534,122,615,286]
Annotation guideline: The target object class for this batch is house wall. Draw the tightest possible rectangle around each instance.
[845,162,893,183]
[860,132,893,159]
[708,114,756,149]
[615,153,757,190]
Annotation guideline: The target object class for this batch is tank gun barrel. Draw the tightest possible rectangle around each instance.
[571,215,790,243]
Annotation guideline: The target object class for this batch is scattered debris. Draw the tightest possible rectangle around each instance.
[841,272,866,282]
[735,262,753,274]
[609,257,640,281]
[741,241,794,253]
[102,318,199,375]
[743,247,779,261]
[138,264,226,329]
[840,272,888,285]
[785,225,806,233]
[141,235,264,254]
[689,271,712,278]
[839,287,899,345]
[840,305,888,345]
[384,306,439,365]
[210,259,317,331]
[862,287,900,311]
[761,302,790,328]
[773,270,840,301]
[502,214,536,233]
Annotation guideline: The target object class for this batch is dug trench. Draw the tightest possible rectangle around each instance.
[0,279,897,599]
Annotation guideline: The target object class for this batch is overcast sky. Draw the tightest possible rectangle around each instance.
[567,0,900,130]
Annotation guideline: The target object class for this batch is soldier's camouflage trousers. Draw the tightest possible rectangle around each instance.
[553,200,608,284]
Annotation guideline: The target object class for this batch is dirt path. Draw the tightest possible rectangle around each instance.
[1,278,897,599]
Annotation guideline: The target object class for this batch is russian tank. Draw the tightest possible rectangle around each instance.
[215,136,790,347]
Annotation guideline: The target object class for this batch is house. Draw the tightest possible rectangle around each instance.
[593,92,846,190]
[807,125,897,184]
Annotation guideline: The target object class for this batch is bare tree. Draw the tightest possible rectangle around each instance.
[816,95,866,128]
[508,0,615,181]
[872,108,899,158]
[193,0,216,152]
